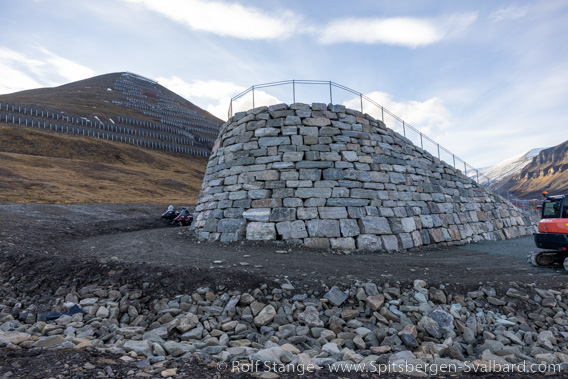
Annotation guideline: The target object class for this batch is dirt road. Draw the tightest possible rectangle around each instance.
[1,203,565,295]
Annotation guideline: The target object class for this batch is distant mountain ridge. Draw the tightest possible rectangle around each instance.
[476,147,547,186]
[490,140,568,198]
[0,72,222,157]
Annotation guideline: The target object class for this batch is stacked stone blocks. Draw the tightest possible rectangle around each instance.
[193,103,534,251]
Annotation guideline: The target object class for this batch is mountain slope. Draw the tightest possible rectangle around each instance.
[493,140,568,198]
[0,125,206,204]
[0,72,222,156]
[477,148,547,186]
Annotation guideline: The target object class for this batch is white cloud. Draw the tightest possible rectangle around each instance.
[318,13,477,47]
[122,0,299,40]
[156,76,283,120]
[0,48,44,93]
[344,91,452,135]
[120,0,476,48]
[157,76,244,99]
[229,90,282,114]
[157,76,245,120]
[0,47,95,94]
[489,5,527,22]
[37,48,96,82]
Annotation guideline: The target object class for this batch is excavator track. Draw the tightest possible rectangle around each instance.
[527,250,566,268]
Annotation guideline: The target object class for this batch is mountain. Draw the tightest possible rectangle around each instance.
[0,72,223,157]
[491,140,568,198]
[475,147,547,186]
[0,72,222,203]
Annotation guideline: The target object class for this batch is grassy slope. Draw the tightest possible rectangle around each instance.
[0,125,207,204]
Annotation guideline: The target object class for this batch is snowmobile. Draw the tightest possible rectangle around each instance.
[528,192,568,271]
[161,205,180,223]
[173,208,193,226]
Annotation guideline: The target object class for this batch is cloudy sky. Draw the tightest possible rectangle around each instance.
[1,0,567,168]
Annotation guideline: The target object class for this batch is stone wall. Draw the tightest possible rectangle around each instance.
[192,103,534,251]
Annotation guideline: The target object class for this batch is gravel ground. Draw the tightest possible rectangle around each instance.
[1,203,568,378]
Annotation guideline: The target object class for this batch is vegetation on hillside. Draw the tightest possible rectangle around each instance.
[0,125,207,204]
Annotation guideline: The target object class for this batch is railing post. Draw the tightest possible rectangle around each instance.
[403,121,406,137]
[252,86,255,108]
[381,107,384,122]
[360,94,363,113]
[420,133,423,149]
[437,143,440,159]
[453,154,456,168]
[329,81,333,104]
[293,80,296,104]
[464,162,467,175]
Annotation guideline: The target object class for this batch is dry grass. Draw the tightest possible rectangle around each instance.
[0,125,207,204]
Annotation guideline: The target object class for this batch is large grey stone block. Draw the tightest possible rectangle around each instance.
[357,234,382,251]
[255,127,280,137]
[217,218,246,233]
[351,189,378,199]
[299,169,321,181]
[269,208,297,222]
[341,151,359,162]
[323,168,344,180]
[283,152,304,162]
[297,207,318,220]
[306,220,340,237]
[330,237,356,251]
[304,238,330,248]
[295,161,334,169]
[258,137,290,147]
[248,189,272,199]
[242,208,271,222]
[389,217,417,233]
[246,222,276,240]
[290,220,308,238]
[327,198,370,207]
[304,198,327,207]
[303,117,331,126]
[295,188,332,199]
[358,216,392,234]
[318,207,348,219]
[255,170,280,181]
[340,219,360,237]
[382,235,399,251]
[276,221,292,239]
[283,198,303,207]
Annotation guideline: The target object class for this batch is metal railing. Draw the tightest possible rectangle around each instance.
[228,80,479,182]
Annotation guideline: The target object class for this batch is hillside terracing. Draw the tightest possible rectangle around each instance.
[0,72,222,157]
[192,103,535,251]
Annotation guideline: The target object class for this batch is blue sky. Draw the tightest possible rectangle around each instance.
[1,0,567,168]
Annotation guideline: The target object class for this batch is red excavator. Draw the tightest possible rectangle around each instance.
[528,192,568,271]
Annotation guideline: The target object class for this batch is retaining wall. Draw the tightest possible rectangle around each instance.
[192,103,534,251]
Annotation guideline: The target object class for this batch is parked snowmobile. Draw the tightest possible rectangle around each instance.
[173,208,193,226]
[161,205,180,223]
[528,192,568,271]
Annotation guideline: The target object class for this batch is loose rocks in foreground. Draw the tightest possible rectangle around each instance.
[2,269,568,377]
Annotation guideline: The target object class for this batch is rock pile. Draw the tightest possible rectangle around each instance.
[2,279,568,376]
[192,103,535,252]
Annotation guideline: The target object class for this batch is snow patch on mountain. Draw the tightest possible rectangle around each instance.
[476,147,547,185]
